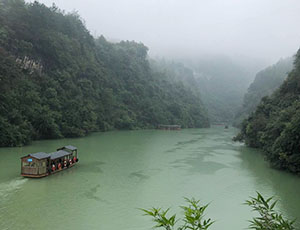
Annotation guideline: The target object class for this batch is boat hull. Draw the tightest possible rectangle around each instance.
[21,163,77,178]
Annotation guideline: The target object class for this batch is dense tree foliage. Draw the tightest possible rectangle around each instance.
[181,56,257,124]
[151,57,256,124]
[234,57,293,127]
[235,49,300,174]
[150,59,204,102]
[0,0,209,147]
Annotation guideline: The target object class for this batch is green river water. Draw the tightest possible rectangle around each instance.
[0,126,299,230]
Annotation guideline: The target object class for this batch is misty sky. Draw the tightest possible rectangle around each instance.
[27,0,300,63]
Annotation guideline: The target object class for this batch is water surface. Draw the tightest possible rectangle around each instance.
[0,127,299,230]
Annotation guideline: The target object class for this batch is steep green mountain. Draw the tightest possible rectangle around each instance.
[0,0,209,147]
[150,59,200,95]
[189,56,255,124]
[235,49,300,174]
[234,57,294,126]
[151,56,260,124]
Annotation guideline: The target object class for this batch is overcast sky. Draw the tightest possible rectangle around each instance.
[27,0,300,64]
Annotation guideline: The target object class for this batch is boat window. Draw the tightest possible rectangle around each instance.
[23,162,30,167]
[23,161,36,167]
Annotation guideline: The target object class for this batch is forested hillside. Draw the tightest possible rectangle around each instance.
[0,0,209,147]
[150,59,200,95]
[151,57,259,124]
[190,57,255,123]
[234,57,293,126]
[235,49,300,174]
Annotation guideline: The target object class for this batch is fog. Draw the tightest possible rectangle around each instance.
[27,0,300,64]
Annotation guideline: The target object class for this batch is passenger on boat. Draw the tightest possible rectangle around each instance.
[63,160,67,168]
[69,159,72,165]
[58,162,62,170]
[52,164,56,172]
[73,156,77,163]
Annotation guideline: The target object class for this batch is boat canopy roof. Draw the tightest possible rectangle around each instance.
[64,145,77,151]
[49,150,72,160]
[28,152,50,160]
[57,145,77,151]
[22,146,77,160]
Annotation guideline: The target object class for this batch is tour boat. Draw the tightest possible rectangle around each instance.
[21,145,79,178]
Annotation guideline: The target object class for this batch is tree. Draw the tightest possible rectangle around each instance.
[142,194,296,230]
[235,49,300,174]
[245,192,295,230]
[141,198,214,230]
[0,0,210,147]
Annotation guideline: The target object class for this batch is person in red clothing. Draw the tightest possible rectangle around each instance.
[58,162,62,170]
[73,156,77,163]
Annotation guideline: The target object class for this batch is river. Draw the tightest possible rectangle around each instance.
[0,126,299,230]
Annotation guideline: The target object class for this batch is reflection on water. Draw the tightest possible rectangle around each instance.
[84,184,109,203]
[238,146,300,227]
[171,151,227,175]
[80,161,105,174]
[129,170,150,180]
[0,127,299,230]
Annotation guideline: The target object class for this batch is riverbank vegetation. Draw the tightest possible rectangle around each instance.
[0,0,209,147]
[191,56,255,124]
[234,57,293,127]
[235,49,300,174]
[142,193,296,230]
